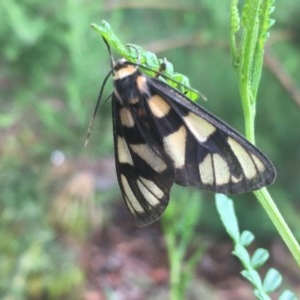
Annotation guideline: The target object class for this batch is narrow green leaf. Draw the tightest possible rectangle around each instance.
[215,194,240,243]
[230,0,240,34]
[229,0,240,70]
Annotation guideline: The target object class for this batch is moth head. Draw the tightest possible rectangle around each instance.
[113,60,138,80]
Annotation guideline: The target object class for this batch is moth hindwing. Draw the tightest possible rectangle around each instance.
[108,60,276,227]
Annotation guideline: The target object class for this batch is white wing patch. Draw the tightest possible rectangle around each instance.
[231,174,243,183]
[227,137,258,179]
[136,75,150,95]
[163,125,187,168]
[130,144,167,172]
[199,154,214,185]
[120,107,135,127]
[118,136,133,165]
[251,153,266,173]
[183,112,216,142]
[148,95,171,118]
[137,176,163,206]
[213,154,230,185]
[121,174,144,213]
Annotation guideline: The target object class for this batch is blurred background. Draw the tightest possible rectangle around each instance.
[1,0,300,299]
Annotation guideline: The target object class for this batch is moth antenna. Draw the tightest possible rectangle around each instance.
[85,38,118,146]
[85,69,114,146]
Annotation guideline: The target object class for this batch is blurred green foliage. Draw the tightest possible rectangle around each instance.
[1,0,300,298]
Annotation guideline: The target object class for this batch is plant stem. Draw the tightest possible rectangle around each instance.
[239,82,256,144]
[164,222,184,300]
[231,0,300,269]
[255,189,300,266]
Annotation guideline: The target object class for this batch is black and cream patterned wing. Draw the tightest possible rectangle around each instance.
[147,78,276,194]
[112,96,176,226]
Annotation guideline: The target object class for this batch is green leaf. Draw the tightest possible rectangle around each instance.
[91,20,200,101]
[233,244,251,265]
[279,290,298,300]
[239,230,255,246]
[251,248,269,269]
[215,194,239,243]
[262,268,282,293]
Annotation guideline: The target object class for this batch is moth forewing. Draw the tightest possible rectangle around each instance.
[147,77,276,193]
[112,89,176,226]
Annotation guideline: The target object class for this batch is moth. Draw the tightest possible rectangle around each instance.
[89,41,276,227]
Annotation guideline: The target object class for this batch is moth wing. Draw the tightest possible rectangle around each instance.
[147,78,276,194]
[112,97,176,226]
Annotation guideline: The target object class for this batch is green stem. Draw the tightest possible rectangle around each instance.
[164,227,183,300]
[254,189,300,267]
[240,82,256,144]
[231,0,300,268]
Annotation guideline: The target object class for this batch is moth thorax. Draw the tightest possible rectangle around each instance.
[114,71,150,105]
